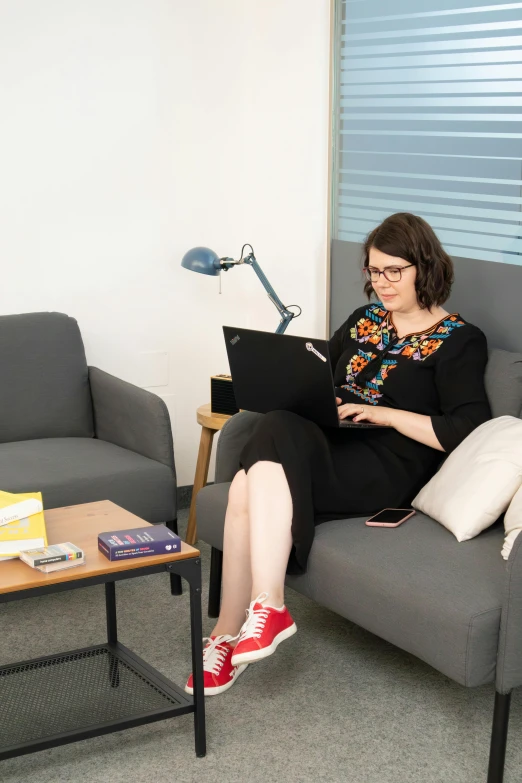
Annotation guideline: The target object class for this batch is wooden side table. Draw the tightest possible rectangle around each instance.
[185,403,232,546]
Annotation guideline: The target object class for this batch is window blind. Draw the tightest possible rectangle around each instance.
[333,0,522,264]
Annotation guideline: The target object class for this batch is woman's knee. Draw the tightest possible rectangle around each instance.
[227,469,248,515]
[263,410,298,426]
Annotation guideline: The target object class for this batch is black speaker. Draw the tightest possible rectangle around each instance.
[211,374,239,416]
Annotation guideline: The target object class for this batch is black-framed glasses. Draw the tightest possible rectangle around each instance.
[363,264,414,283]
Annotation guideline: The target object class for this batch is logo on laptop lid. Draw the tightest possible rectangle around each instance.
[305,342,327,362]
[230,335,240,345]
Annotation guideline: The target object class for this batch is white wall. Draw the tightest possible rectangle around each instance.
[0,0,331,485]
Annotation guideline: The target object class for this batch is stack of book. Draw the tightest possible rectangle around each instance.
[0,490,47,562]
[20,543,84,573]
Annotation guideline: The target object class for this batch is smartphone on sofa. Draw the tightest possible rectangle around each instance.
[365,508,416,528]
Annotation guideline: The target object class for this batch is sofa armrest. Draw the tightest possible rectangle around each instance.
[215,411,264,483]
[89,367,176,473]
[496,532,522,693]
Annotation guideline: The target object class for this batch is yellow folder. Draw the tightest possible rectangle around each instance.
[0,491,48,560]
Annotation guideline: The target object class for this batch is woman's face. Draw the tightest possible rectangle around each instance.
[367,247,418,313]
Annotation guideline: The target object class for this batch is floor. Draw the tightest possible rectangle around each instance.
[0,509,521,783]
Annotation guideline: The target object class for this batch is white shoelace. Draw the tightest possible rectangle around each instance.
[202,634,237,675]
[238,592,270,642]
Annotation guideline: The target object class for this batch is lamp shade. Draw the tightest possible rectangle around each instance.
[181,246,221,276]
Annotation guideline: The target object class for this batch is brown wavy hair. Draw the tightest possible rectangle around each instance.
[362,212,454,309]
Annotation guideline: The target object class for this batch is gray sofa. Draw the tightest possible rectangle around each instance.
[196,346,522,783]
[0,311,180,592]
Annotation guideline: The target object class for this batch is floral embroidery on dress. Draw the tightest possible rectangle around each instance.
[388,314,465,362]
[342,305,465,405]
[350,304,391,351]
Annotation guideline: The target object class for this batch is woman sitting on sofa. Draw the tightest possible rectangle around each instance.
[185,212,492,696]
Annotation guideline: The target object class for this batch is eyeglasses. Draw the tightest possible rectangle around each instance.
[364,264,414,283]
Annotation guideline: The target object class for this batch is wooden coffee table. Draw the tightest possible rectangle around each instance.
[0,500,206,760]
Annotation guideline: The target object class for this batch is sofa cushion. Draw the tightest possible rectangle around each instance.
[412,416,522,543]
[0,438,175,523]
[0,312,93,443]
[197,482,505,687]
[485,346,522,418]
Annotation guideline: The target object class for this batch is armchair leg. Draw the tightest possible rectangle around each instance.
[487,691,511,783]
[166,518,182,596]
[208,547,223,618]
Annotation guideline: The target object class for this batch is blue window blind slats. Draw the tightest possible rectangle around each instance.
[338,182,522,205]
[341,114,522,121]
[333,0,522,266]
[340,64,522,82]
[339,217,522,253]
[341,97,522,106]
[341,148,522,160]
[341,35,522,55]
[338,207,522,237]
[342,3,522,24]
[341,130,522,138]
[342,50,522,68]
[341,20,522,41]
[338,195,522,224]
[341,81,522,94]
[339,167,522,187]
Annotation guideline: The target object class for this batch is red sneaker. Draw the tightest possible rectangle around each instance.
[185,634,247,696]
[231,592,297,666]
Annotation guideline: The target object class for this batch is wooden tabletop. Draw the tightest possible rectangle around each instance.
[197,403,232,431]
[0,500,199,596]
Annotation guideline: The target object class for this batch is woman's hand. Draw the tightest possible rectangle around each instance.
[336,398,393,427]
[335,398,445,451]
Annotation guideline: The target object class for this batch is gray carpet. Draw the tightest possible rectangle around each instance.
[1,508,521,783]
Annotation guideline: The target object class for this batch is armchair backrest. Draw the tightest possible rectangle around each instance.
[0,312,94,443]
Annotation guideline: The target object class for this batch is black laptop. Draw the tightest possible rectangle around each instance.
[223,326,384,429]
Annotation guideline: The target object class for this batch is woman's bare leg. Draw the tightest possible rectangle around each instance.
[211,460,293,640]
[247,461,293,609]
[211,469,252,640]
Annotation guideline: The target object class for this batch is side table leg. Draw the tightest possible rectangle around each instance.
[105,582,120,687]
[186,426,215,546]
[189,559,206,757]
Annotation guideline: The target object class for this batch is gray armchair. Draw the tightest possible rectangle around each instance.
[0,311,180,593]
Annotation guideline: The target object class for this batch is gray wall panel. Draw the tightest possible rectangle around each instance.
[330,238,522,353]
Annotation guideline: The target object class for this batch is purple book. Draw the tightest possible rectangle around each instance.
[98,525,181,561]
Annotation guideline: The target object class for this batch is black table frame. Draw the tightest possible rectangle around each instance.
[0,556,205,760]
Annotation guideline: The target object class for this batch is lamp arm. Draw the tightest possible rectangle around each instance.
[242,255,296,334]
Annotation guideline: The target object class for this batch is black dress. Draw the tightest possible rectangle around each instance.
[238,302,492,575]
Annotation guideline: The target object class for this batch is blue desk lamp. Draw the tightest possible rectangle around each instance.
[181,243,301,334]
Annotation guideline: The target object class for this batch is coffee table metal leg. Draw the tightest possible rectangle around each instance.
[106,582,118,643]
[188,562,206,757]
[105,582,120,687]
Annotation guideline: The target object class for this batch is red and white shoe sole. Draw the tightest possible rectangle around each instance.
[184,663,248,696]
[231,623,297,666]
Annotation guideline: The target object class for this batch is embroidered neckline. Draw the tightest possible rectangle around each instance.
[387,310,460,342]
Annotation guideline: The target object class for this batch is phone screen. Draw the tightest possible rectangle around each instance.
[368,509,412,524]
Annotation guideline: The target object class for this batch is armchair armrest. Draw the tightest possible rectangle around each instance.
[215,411,264,484]
[89,367,175,473]
[496,532,522,693]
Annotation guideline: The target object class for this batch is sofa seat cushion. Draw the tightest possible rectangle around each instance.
[0,438,175,524]
[197,482,505,687]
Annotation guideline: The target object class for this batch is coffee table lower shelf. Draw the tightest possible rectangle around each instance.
[0,642,194,760]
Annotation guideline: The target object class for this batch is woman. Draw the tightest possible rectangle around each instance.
[185,212,491,696]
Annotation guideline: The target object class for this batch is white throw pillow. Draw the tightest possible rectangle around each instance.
[412,416,522,543]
